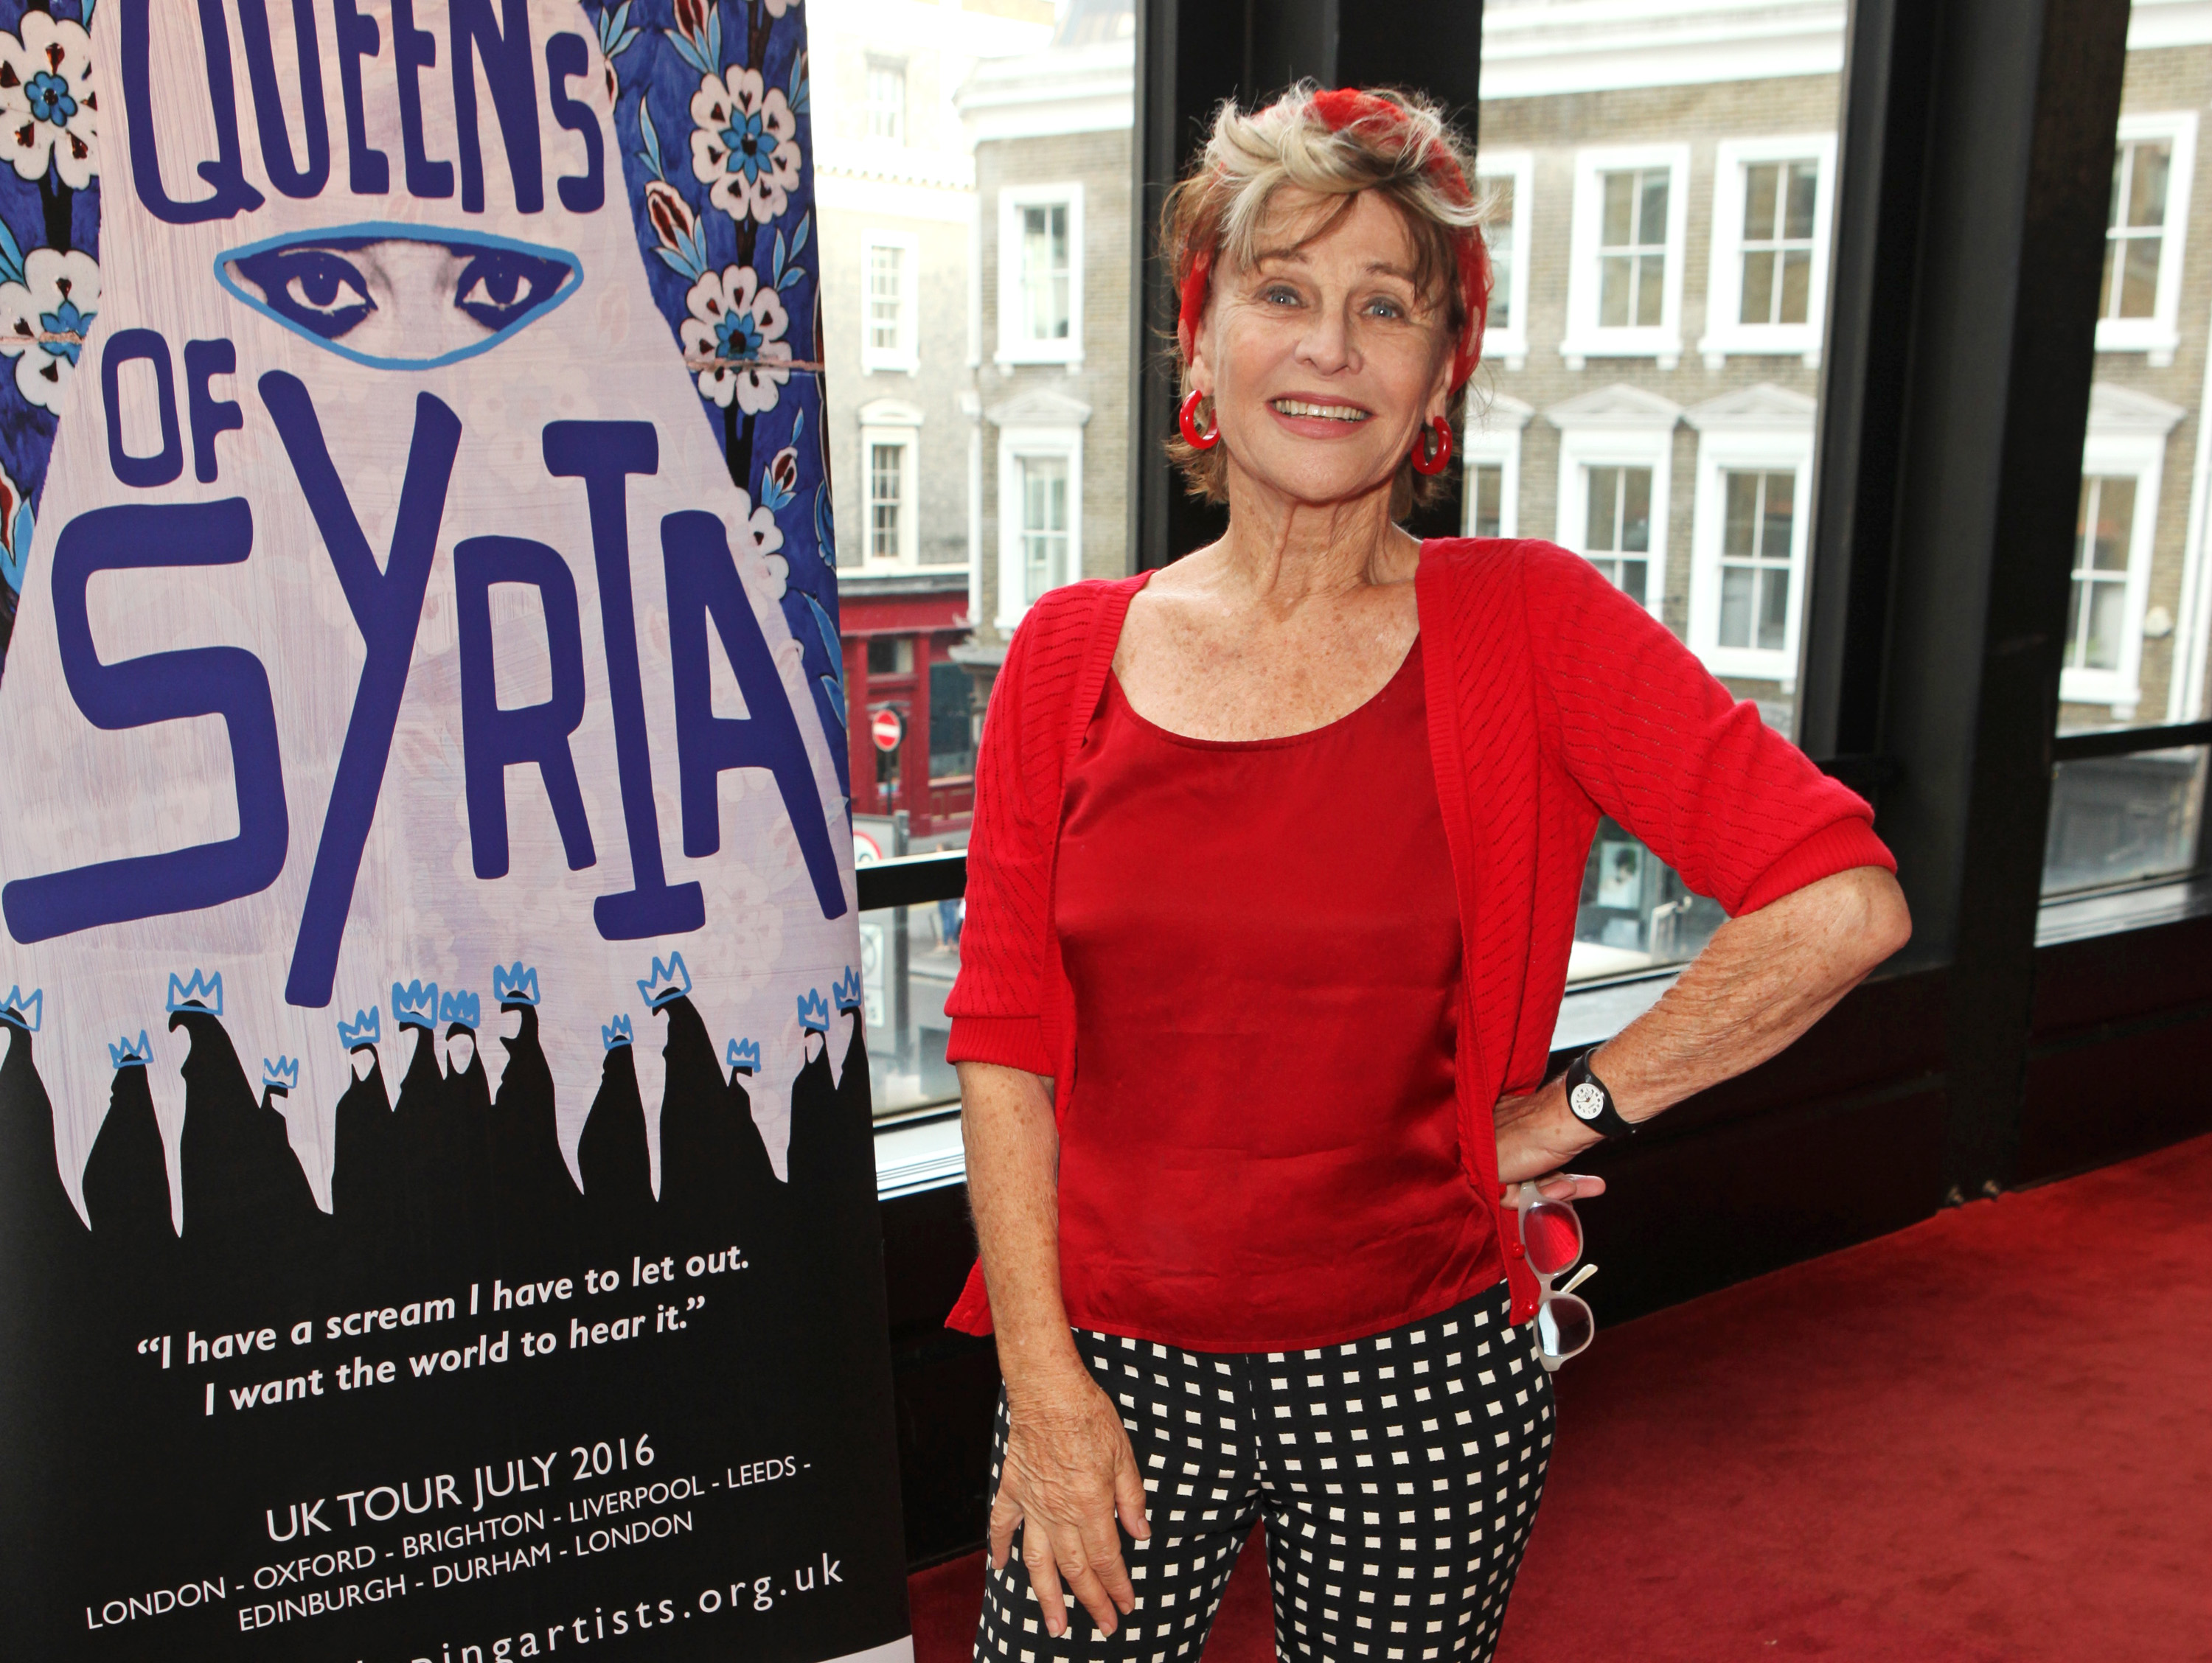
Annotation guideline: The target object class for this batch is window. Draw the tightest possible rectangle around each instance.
[929,660,976,779]
[1547,385,1682,618]
[2056,385,2185,715]
[1461,394,1531,540]
[856,398,922,568]
[2096,113,2195,365]
[1561,146,1689,369]
[997,184,1084,365]
[990,391,1088,628]
[866,635,914,676]
[861,231,919,374]
[1700,136,1837,369]
[1684,385,1818,685]
[1019,457,1069,603]
[870,443,905,561]
[1475,152,1533,371]
[1582,468,1655,604]
[865,57,906,144]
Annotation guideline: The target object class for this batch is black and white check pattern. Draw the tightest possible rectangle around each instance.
[977,1280,1553,1663]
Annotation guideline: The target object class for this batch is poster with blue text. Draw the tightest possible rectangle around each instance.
[0,3,912,1659]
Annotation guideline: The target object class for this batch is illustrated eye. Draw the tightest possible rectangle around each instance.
[232,248,375,339]
[453,248,571,332]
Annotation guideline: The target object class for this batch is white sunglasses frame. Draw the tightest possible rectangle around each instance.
[1514,1181,1597,1373]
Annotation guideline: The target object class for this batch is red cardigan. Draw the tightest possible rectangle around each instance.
[944,537,1896,1333]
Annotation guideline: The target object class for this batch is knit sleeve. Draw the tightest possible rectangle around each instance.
[943,604,1057,1076]
[1517,542,1895,916]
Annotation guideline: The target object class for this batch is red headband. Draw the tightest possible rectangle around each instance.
[1177,89,1490,392]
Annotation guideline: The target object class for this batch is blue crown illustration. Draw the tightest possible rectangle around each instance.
[796,988,830,1034]
[108,1031,153,1070]
[638,952,692,1011]
[392,979,440,1031]
[262,1056,300,1092]
[602,1014,635,1050]
[832,966,863,1013]
[492,963,540,1007]
[439,989,481,1030]
[165,969,223,1016]
[337,1006,381,1049]
[1,985,41,1033]
[726,1036,760,1074]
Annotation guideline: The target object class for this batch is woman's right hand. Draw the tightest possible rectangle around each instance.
[989,1364,1151,1639]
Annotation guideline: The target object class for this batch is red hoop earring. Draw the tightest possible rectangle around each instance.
[1179,389,1220,450]
[1411,416,1454,476]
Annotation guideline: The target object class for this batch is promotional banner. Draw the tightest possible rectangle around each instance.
[0,3,911,1659]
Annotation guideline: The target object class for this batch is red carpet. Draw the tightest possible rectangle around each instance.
[910,1134,2212,1661]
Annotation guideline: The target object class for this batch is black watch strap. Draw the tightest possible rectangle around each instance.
[1564,1047,1638,1138]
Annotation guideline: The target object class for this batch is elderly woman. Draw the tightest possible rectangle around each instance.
[944,85,1910,1663]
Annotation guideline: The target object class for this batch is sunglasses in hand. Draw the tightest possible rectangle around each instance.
[1511,1182,1598,1372]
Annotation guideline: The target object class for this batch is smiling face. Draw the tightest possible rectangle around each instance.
[1187,189,1455,512]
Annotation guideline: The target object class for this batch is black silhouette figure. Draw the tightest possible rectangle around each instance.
[657,994,769,1249]
[577,1037,655,1255]
[82,1063,175,1262]
[387,1018,487,1272]
[330,1042,396,1256]
[173,1007,321,1268]
[484,1003,585,1267]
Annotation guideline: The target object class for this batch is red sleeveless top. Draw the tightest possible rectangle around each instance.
[1051,638,1505,1352]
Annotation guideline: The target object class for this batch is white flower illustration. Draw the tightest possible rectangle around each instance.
[680,264,793,414]
[0,13,97,189]
[688,68,801,225]
[0,247,98,412]
[731,492,789,599]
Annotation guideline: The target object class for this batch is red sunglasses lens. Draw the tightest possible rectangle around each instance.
[1520,1202,1583,1275]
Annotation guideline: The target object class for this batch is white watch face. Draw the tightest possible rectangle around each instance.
[1570,1081,1607,1122]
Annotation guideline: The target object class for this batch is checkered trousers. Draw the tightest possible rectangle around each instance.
[976,1279,1553,1663]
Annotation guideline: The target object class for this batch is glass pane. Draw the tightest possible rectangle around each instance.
[1722,470,1756,556]
[1635,252,1665,327]
[2128,141,2171,229]
[1759,563,1788,651]
[1485,176,1514,331]
[1719,565,1753,648]
[2091,475,2135,570]
[2048,100,2212,896]
[929,660,975,779]
[1762,470,1795,555]
[1739,249,1776,325]
[1621,466,1652,553]
[1784,161,1819,239]
[1601,171,1635,247]
[1743,163,1778,240]
[1778,248,1811,324]
[857,902,963,1118]
[1599,254,1631,327]
[2120,234,2162,318]
[2044,751,2207,895]
[1619,559,1648,608]
[1472,462,1503,539]
[2083,579,2126,670]
[1569,820,1725,983]
[1586,467,1619,551]
[1638,171,1669,247]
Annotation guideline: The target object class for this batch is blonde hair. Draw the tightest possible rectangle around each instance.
[1160,83,1490,514]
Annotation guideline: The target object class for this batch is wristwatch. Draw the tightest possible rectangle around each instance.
[1563,1047,1638,1139]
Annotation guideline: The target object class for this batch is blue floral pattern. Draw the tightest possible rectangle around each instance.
[594,0,846,792]
[0,0,97,674]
